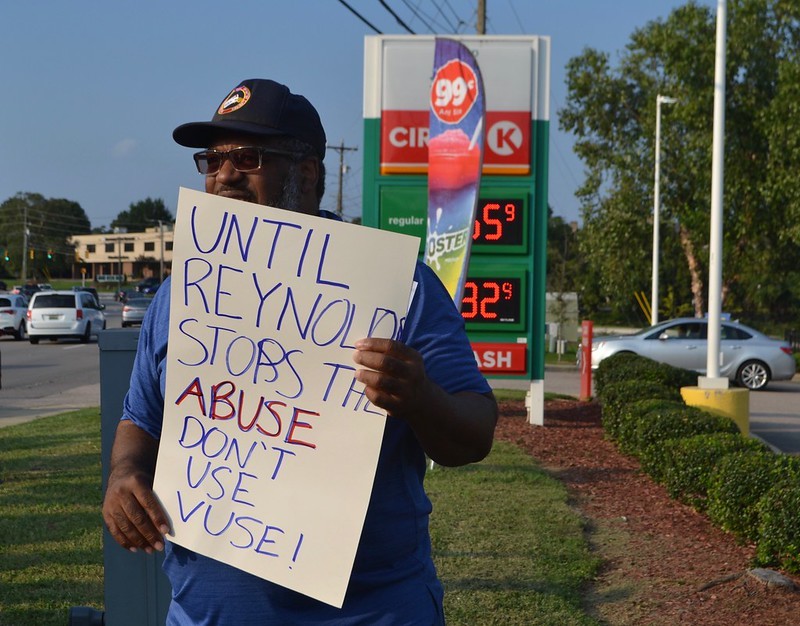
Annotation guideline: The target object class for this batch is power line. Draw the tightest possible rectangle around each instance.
[506,0,525,33]
[336,0,383,33]
[399,0,437,33]
[379,0,416,34]
[440,0,467,32]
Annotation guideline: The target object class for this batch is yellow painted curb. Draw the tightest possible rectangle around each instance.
[680,386,750,436]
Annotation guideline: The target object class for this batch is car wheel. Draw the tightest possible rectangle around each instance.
[80,323,91,343]
[736,360,770,391]
[29,336,39,345]
[14,321,26,341]
[121,321,128,328]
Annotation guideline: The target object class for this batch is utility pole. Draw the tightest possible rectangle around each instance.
[158,220,165,281]
[327,141,358,218]
[477,0,486,34]
[21,205,28,282]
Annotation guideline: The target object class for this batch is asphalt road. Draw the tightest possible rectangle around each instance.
[0,294,122,427]
[2,302,798,455]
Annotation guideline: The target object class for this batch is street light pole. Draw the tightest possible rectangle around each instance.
[651,94,677,326]
[703,0,728,387]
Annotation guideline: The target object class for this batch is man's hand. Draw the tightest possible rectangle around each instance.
[102,421,170,553]
[353,337,431,418]
[353,337,497,466]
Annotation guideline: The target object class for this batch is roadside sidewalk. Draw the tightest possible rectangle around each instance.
[0,383,100,428]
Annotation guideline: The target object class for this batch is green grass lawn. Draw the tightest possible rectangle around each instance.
[0,409,104,626]
[429,442,600,625]
[0,408,599,625]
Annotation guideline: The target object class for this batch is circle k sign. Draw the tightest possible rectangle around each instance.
[430,59,479,124]
[487,120,524,156]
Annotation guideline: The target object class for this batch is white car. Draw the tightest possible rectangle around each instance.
[27,290,106,344]
[0,293,29,340]
[589,317,796,391]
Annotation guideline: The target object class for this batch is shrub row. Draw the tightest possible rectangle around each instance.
[595,352,800,573]
[594,352,697,399]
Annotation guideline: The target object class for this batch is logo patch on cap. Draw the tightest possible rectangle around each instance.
[218,85,251,115]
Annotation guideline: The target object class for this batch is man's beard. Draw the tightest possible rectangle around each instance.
[274,164,304,212]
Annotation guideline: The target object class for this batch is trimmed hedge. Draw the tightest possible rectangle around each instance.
[603,398,683,451]
[623,402,739,458]
[594,352,698,399]
[707,449,782,541]
[599,386,683,444]
[640,433,767,509]
[756,476,800,574]
[595,345,800,573]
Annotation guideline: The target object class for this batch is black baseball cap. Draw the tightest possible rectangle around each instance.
[173,78,327,160]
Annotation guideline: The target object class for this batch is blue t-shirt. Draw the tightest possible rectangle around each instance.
[123,259,491,625]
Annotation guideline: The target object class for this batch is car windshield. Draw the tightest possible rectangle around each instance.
[32,295,75,309]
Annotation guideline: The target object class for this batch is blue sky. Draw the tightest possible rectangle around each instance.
[0,1,713,229]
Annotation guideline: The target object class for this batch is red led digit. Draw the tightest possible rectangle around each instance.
[502,281,513,300]
[504,202,515,222]
[472,218,481,240]
[482,203,502,241]
[461,281,478,319]
[480,281,500,318]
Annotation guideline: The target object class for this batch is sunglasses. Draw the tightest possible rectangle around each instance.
[192,146,301,175]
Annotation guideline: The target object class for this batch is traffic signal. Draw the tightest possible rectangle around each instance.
[29,248,34,260]
[3,249,8,262]
[47,249,53,259]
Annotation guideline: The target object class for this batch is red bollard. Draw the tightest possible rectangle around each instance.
[579,320,593,402]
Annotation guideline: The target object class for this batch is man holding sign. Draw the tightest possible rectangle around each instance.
[103,78,497,624]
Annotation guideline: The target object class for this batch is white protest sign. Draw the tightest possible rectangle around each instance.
[152,187,420,607]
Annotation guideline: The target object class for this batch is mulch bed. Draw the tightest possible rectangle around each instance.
[493,398,800,625]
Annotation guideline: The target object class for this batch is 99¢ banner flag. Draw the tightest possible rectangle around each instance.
[424,37,485,305]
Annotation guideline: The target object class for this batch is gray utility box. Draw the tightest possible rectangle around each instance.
[98,329,171,625]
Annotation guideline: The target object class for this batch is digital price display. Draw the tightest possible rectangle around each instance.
[472,198,525,248]
[377,186,528,255]
[459,268,527,331]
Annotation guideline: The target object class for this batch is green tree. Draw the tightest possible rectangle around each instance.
[111,197,173,232]
[0,192,90,280]
[546,208,581,295]
[561,0,800,324]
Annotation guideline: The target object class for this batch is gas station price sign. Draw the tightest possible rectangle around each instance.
[364,34,551,385]
[377,185,529,255]
[459,266,526,331]
[471,189,528,252]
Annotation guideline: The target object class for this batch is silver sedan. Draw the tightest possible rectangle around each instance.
[589,317,796,391]
[121,295,153,328]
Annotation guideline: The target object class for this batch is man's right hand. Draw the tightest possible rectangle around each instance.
[102,420,171,553]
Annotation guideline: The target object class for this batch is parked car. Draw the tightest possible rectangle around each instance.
[0,293,29,340]
[18,284,41,299]
[136,277,161,294]
[589,317,796,391]
[27,290,106,344]
[121,295,153,327]
[73,286,101,302]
